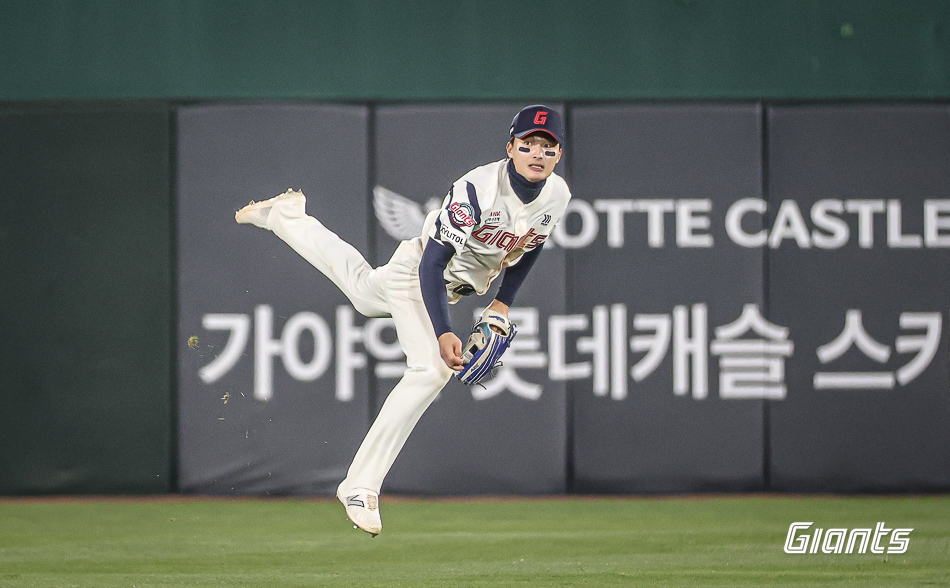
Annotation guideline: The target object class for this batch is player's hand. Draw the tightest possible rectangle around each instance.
[438,332,465,371]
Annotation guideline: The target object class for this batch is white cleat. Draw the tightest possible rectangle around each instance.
[337,488,382,537]
[234,188,305,229]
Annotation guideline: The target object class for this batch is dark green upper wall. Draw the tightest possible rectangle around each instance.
[2,0,948,101]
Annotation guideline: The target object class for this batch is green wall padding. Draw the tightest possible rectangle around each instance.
[0,105,173,494]
[1,0,947,101]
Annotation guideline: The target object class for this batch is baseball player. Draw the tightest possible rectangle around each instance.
[235,105,571,536]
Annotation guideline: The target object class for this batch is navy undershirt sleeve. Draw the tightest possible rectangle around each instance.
[419,238,456,337]
[494,242,545,307]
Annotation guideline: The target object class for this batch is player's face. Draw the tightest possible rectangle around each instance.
[506,133,562,183]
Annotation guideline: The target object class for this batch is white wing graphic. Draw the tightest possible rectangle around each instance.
[373,185,428,241]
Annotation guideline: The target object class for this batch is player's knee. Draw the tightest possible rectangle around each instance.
[434,364,454,386]
[409,363,453,390]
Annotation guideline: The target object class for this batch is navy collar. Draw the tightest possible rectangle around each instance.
[507,159,545,204]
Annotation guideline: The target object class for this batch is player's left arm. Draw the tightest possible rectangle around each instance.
[492,180,569,312]
[492,242,546,311]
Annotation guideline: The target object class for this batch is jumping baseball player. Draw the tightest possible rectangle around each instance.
[235,105,571,536]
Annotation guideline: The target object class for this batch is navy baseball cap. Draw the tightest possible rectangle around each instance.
[510,105,564,145]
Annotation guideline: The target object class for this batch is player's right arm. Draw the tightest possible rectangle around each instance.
[420,180,484,370]
[419,237,464,370]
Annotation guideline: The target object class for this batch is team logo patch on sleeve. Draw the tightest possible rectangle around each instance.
[448,202,477,228]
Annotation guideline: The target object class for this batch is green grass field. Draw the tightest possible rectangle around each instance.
[1,495,948,587]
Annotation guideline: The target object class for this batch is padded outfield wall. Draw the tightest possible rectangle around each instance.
[174,102,950,495]
[3,101,949,495]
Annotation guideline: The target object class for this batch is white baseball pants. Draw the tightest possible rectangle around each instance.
[265,195,454,495]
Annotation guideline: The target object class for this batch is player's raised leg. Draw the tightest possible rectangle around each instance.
[236,190,389,318]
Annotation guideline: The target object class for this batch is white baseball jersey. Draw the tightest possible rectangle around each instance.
[390,158,572,303]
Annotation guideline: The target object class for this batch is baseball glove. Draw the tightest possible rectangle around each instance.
[456,309,517,386]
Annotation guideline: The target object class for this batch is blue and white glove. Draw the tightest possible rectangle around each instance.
[456,309,517,386]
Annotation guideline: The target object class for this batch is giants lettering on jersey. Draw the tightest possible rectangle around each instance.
[449,202,477,228]
[472,226,547,252]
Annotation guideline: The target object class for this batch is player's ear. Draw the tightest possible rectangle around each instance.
[506,139,514,158]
